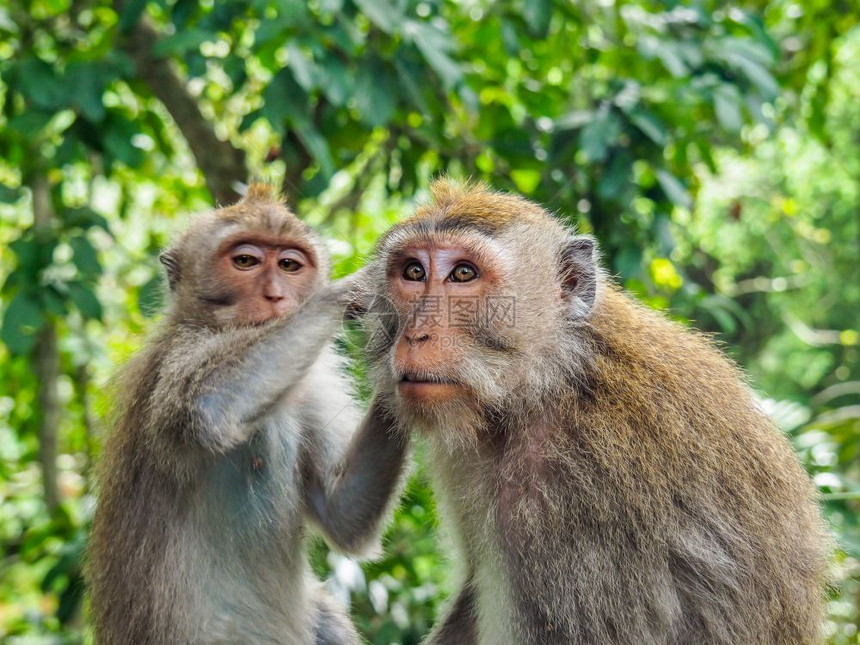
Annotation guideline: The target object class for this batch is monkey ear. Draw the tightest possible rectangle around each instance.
[159,249,182,292]
[559,235,597,318]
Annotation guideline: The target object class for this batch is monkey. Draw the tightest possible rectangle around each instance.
[87,184,408,645]
[356,179,830,644]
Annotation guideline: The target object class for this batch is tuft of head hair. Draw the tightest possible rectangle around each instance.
[410,177,553,233]
[240,182,284,206]
[209,181,306,237]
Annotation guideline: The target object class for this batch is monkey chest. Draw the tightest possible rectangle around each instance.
[201,425,303,531]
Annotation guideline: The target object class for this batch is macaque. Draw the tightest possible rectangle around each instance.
[357,180,830,644]
[87,185,407,644]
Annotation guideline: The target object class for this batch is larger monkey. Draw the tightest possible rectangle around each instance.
[88,185,407,644]
[359,180,830,644]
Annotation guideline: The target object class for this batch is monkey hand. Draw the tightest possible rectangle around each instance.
[333,267,376,321]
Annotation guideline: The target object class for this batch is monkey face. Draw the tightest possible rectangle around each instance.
[161,189,332,328]
[208,233,320,325]
[363,182,602,439]
[381,239,514,417]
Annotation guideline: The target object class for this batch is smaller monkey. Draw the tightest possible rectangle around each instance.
[88,185,407,645]
[358,180,830,645]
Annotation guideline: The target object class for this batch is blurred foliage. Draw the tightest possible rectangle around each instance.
[0,0,858,643]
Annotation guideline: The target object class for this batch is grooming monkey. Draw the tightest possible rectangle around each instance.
[357,180,830,644]
[88,185,407,644]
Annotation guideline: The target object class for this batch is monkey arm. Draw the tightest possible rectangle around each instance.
[424,581,478,645]
[150,286,348,452]
[304,397,409,554]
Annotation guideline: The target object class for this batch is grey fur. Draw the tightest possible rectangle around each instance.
[89,195,408,644]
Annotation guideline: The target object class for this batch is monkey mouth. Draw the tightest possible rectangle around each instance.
[399,372,459,387]
[400,372,458,385]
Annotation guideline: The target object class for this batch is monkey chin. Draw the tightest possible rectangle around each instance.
[395,384,485,452]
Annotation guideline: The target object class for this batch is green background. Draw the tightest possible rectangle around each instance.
[0,0,858,642]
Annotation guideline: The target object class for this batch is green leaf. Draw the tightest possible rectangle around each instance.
[152,29,209,57]
[239,107,264,132]
[355,59,396,126]
[714,84,743,133]
[716,37,773,66]
[556,110,594,131]
[638,38,688,77]
[56,575,84,625]
[1,292,44,355]
[69,235,102,278]
[171,0,198,28]
[393,58,431,115]
[119,0,149,32]
[66,61,109,122]
[614,246,643,279]
[627,109,667,145]
[55,127,88,166]
[705,302,738,335]
[717,48,779,98]
[262,70,308,132]
[287,43,321,92]
[736,57,779,99]
[410,21,462,90]
[319,54,352,106]
[63,207,110,232]
[510,169,541,194]
[353,0,400,34]
[655,168,692,209]
[10,234,56,278]
[39,286,67,317]
[67,282,103,320]
[598,152,632,200]
[16,57,68,110]
[522,0,552,37]
[102,112,145,167]
[579,110,622,163]
[7,109,55,136]
[222,57,247,89]
[0,183,21,203]
[292,117,335,179]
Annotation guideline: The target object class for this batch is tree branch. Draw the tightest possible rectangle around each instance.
[30,171,61,513]
[115,8,248,205]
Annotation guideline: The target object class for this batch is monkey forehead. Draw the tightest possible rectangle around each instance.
[175,202,328,264]
[215,200,313,239]
[377,214,567,267]
[377,180,569,249]
[378,223,508,265]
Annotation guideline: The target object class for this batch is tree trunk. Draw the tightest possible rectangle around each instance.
[31,172,61,513]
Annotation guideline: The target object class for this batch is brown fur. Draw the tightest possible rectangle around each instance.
[361,181,831,644]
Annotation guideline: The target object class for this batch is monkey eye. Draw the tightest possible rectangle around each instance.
[232,254,260,270]
[449,263,478,283]
[279,258,302,273]
[403,261,426,281]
